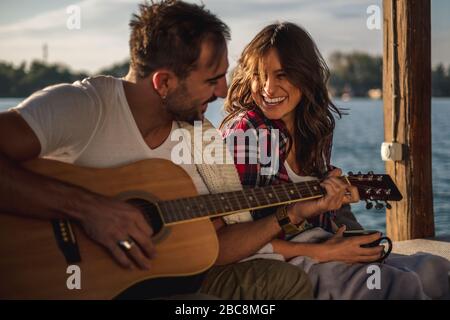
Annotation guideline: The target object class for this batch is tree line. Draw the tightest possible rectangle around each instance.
[1,52,449,98]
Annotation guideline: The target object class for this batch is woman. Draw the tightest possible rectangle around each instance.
[221,22,450,299]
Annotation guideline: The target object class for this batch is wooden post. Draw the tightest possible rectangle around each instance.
[383,0,434,241]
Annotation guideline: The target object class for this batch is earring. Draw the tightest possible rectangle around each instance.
[161,95,167,100]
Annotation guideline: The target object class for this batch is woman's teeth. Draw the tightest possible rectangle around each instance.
[263,96,286,106]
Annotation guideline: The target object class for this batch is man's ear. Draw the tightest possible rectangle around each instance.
[152,70,178,99]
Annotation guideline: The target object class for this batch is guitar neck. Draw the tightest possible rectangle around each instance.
[156,178,341,224]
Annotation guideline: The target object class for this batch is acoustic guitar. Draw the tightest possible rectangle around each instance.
[0,158,402,299]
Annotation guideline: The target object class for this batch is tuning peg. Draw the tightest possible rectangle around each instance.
[385,201,392,209]
[375,200,384,210]
[348,171,354,176]
[358,171,362,175]
[368,171,374,175]
[365,200,373,210]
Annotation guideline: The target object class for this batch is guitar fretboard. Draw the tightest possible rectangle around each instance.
[157,179,327,224]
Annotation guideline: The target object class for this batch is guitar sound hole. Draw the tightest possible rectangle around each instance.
[126,199,164,235]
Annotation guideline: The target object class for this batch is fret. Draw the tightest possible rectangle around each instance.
[233,190,248,210]
[234,190,250,210]
[270,185,281,203]
[168,199,181,221]
[221,193,233,212]
[176,199,189,221]
[209,194,223,215]
[214,193,231,214]
[264,186,277,204]
[228,191,243,212]
[175,198,190,221]
[292,183,303,199]
[202,194,219,216]
[290,183,301,200]
[164,200,179,223]
[243,188,259,210]
[256,187,271,205]
[211,193,226,214]
[157,201,170,223]
[310,181,323,196]
[281,183,295,201]
[195,196,209,218]
[197,195,210,218]
[190,197,202,219]
[173,200,184,222]
[220,193,232,213]
[158,201,167,222]
[273,184,290,203]
[250,188,261,208]
[170,199,182,222]
[304,181,314,197]
[236,190,251,210]
[193,196,207,218]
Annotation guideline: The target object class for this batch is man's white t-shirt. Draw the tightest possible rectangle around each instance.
[13,75,208,194]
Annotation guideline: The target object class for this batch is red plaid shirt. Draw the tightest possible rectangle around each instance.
[222,107,335,232]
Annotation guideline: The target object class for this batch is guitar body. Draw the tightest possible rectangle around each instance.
[0,159,218,299]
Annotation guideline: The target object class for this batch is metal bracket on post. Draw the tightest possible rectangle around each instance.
[381,142,404,162]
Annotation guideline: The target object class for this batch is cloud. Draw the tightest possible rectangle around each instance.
[2,0,447,73]
[0,0,135,71]
[0,0,135,34]
[219,0,383,67]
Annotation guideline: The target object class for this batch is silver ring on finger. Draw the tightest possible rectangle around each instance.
[117,238,135,251]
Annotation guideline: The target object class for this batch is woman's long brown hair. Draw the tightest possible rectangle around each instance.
[221,22,342,176]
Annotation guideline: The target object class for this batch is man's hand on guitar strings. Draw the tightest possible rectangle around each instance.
[77,193,155,270]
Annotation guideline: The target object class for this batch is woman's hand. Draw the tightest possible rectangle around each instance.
[317,168,360,210]
[288,168,360,223]
[314,226,385,264]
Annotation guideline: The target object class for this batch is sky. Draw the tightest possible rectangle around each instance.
[0,0,449,73]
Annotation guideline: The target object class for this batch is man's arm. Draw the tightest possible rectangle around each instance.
[212,214,282,265]
[212,200,318,265]
[0,110,154,269]
[0,110,84,220]
[212,169,359,265]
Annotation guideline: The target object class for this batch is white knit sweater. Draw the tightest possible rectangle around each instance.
[177,119,253,224]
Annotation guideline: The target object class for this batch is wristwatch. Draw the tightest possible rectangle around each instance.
[275,205,309,237]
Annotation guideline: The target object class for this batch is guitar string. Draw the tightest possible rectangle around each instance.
[133,182,391,221]
[134,179,391,211]
[137,179,390,211]
[135,182,324,220]
[134,181,390,212]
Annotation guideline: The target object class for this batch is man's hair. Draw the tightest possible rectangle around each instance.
[129,0,231,79]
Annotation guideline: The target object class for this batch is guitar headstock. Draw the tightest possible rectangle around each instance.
[347,171,403,210]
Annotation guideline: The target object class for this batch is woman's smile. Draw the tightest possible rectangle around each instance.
[261,93,287,107]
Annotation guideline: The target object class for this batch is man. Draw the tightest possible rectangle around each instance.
[0,0,312,299]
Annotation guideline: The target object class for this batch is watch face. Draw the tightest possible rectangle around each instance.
[283,223,301,236]
[276,206,288,219]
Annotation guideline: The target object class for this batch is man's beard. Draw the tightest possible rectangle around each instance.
[164,82,218,125]
[164,82,203,124]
